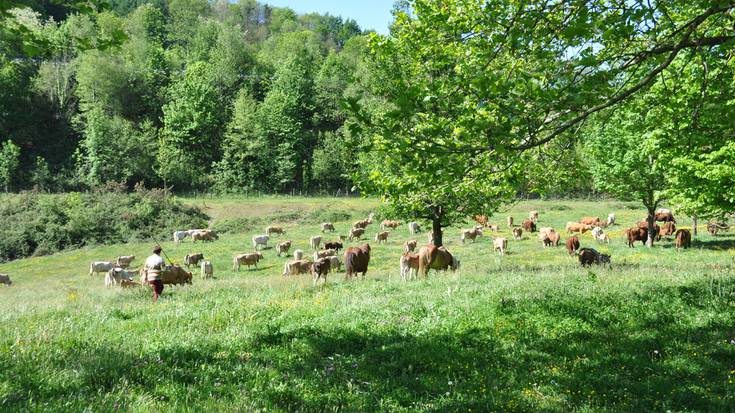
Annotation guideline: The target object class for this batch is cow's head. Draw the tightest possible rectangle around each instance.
[598,254,611,265]
[451,256,460,271]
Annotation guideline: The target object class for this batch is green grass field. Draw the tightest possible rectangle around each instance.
[1,197,734,412]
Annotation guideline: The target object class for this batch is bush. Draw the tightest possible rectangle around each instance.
[0,187,209,262]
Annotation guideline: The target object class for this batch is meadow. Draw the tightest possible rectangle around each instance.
[1,196,734,412]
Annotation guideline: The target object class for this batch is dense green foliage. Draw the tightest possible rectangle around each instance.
[0,186,208,262]
[1,198,734,411]
[0,0,367,193]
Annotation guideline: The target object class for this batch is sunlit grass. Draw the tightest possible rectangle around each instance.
[1,198,734,412]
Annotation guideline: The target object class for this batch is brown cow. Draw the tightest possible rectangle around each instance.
[659,222,676,239]
[283,260,311,276]
[626,227,648,247]
[344,244,371,280]
[522,219,537,233]
[399,252,420,281]
[381,220,400,230]
[654,210,676,223]
[579,216,602,226]
[675,229,691,251]
[157,266,193,285]
[542,231,560,247]
[404,239,418,253]
[417,245,459,277]
[474,215,489,227]
[566,222,592,234]
[311,258,331,286]
[512,227,523,240]
[565,236,580,255]
[507,216,514,228]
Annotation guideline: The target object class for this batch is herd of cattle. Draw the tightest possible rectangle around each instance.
[0,207,726,290]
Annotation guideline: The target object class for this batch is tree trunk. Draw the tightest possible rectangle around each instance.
[692,215,698,237]
[646,212,655,247]
[432,217,443,247]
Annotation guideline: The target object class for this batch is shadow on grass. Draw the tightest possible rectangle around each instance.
[2,278,734,412]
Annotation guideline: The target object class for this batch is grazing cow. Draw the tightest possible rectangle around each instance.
[607,213,616,227]
[0,274,11,286]
[192,230,218,242]
[173,230,189,243]
[116,255,135,269]
[321,223,335,233]
[381,220,400,230]
[507,216,514,228]
[529,211,539,222]
[578,248,611,267]
[282,260,311,276]
[625,227,648,247]
[375,231,390,244]
[408,221,421,234]
[675,229,691,251]
[707,222,729,235]
[493,237,508,255]
[311,258,331,286]
[344,244,371,279]
[324,241,343,252]
[637,221,662,238]
[266,226,285,236]
[538,227,555,239]
[89,261,115,277]
[580,216,602,226]
[349,228,365,241]
[566,222,592,234]
[487,224,500,232]
[252,235,270,250]
[654,210,676,223]
[200,261,213,279]
[159,266,193,285]
[400,252,420,281]
[313,248,337,261]
[327,255,341,272]
[542,231,560,247]
[276,240,292,257]
[353,219,370,229]
[184,253,205,268]
[404,239,418,253]
[566,236,580,255]
[461,228,483,244]
[522,219,537,233]
[338,235,348,242]
[418,245,459,277]
[659,222,676,239]
[591,227,610,243]
[512,227,523,240]
[294,249,304,261]
[474,215,489,227]
[233,252,264,271]
[105,268,136,287]
[310,235,322,250]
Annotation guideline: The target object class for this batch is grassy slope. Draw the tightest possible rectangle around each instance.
[0,197,734,412]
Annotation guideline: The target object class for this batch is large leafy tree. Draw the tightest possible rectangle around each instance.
[352,0,735,245]
[157,61,226,189]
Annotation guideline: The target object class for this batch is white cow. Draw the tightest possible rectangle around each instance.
[408,221,421,234]
[173,230,189,243]
[607,213,616,227]
[591,227,610,243]
[293,249,304,261]
[252,235,269,250]
[310,235,322,250]
[200,261,213,279]
[493,237,508,255]
[116,255,135,268]
[89,261,115,277]
[104,268,136,287]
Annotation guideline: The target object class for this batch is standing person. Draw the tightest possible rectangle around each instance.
[144,246,166,303]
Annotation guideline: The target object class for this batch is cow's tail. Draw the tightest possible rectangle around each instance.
[89,262,94,277]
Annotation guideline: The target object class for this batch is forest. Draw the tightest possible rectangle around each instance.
[0,0,368,194]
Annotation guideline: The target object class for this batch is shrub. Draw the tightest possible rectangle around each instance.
[0,187,209,262]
